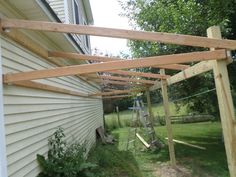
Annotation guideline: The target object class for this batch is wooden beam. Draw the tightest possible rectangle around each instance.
[152,64,189,70]
[160,69,176,167]
[103,88,122,92]
[108,70,169,79]
[89,89,143,96]
[165,138,206,150]
[90,79,145,87]
[0,29,100,89]
[2,18,236,49]
[102,80,136,86]
[48,51,171,79]
[97,75,155,85]
[8,80,100,98]
[150,61,213,91]
[136,133,151,148]
[3,50,227,83]
[102,95,132,99]
[149,81,162,91]
[49,51,189,71]
[1,29,53,64]
[208,26,236,177]
[167,61,213,86]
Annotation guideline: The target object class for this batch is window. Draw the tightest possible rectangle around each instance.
[73,0,80,24]
[85,35,89,48]
[83,21,90,48]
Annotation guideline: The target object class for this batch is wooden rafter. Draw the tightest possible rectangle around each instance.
[103,88,121,91]
[150,61,214,91]
[102,95,132,99]
[152,64,189,70]
[3,50,226,83]
[48,51,189,71]
[167,61,213,86]
[101,80,138,86]
[0,29,100,88]
[94,75,156,85]
[92,79,147,88]
[108,70,169,79]
[89,89,143,96]
[1,18,236,49]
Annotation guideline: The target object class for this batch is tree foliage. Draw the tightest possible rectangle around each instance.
[120,0,236,117]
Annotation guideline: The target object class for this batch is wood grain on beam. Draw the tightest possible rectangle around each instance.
[98,75,155,85]
[167,61,213,85]
[152,64,189,70]
[150,61,214,91]
[92,79,141,86]
[102,80,134,86]
[160,69,176,167]
[208,26,236,177]
[102,95,132,99]
[109,70,169,79]
[89,89,143,96]
[2,18,236,49]
[3,50,226,83]
[49,51,189,70]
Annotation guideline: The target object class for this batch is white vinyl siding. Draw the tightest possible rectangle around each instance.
[46,0,91,53]
[67,0,91,53]
[47,0,66,22]
[1,35,104,177]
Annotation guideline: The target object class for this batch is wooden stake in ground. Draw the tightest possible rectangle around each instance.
[146,89,154,126]
[207,26,236,177]
[116,106,121,128]
[160,69,176,167]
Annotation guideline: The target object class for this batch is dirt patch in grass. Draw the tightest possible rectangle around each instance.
[154,162,192,177]
[154,161,215,177]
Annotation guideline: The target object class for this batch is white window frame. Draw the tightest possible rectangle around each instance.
[83,20,90,49]
[72,0,80,24]
[64,0,70,24]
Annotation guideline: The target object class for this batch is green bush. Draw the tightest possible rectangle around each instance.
[37,128,97,177]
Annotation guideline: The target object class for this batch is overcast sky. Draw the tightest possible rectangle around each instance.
[89,0,131,55]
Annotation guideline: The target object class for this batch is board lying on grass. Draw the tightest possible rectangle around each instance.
[136,133,151,148]
[165,138,206,150]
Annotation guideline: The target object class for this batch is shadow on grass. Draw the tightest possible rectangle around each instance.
[88,133,143,177]
[97,122,229,177]
[173,135,228,176]
[148,128,229,176]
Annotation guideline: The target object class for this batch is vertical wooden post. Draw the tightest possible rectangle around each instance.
[207,26,236,177]
[146,89,154,126]
[160,69,176,167]
[116,106,121,127]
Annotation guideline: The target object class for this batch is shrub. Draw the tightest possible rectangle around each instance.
[37,128,97,177]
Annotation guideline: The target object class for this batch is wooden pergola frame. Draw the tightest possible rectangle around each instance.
[1,18,236,176]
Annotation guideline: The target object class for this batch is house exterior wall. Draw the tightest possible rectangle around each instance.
[47,0,66,22]
[0,33,8,177]
[47,0,92,54]
[1,34,104,177]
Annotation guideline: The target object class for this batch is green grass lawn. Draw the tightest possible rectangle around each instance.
[89,122,229,177]
[104,103,187,130]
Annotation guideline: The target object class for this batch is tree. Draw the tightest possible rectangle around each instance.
[120,0,236,117]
